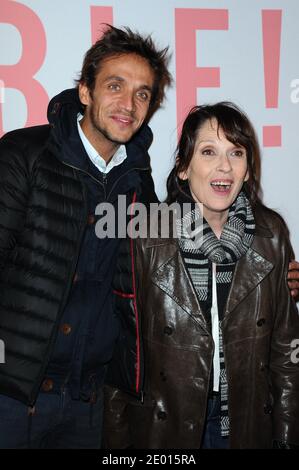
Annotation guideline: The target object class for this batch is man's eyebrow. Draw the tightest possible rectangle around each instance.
[105,75,125,82]
[140,85,153,92]
[104,76,153,92]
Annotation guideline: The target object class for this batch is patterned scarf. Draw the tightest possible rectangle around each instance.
[176,190,255,436]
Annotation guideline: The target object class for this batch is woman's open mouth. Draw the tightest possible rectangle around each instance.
[210,180,233,194]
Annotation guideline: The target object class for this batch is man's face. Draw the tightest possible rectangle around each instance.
[79,53,155,161]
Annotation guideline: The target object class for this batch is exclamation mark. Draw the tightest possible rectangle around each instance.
[91,6,113,44]
[262,10,282,147]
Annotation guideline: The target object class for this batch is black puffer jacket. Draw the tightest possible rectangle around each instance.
[0,88,157,406]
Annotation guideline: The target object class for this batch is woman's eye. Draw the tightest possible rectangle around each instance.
[202,149,214,156]
[231,149,245,157]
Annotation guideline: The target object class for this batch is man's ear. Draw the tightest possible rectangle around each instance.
[78,82,91,106]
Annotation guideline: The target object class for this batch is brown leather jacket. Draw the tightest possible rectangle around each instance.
[104,205,299,449]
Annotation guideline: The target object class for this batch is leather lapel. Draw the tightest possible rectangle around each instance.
[225,247,273,315]
[151,243,210,333]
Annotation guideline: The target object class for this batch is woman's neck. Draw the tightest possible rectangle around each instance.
[202,208,229,239]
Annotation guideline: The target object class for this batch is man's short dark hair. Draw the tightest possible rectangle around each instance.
[77,24,172,119]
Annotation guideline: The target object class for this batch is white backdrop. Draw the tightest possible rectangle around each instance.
[1,0,298,256]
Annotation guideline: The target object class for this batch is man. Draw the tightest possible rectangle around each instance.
[0,25,171,448]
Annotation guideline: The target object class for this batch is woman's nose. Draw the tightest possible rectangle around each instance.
[217,154,232,172]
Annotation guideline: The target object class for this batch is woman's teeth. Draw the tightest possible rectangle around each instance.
[211,181,232,190]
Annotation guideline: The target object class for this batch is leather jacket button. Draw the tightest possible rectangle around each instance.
[257,318,266,327]
[164,326,173,335]
[157,411,167,420]
[41,378,54,392]
[60,323,72,335]
[264,404,273,414]
[260,363,266,372]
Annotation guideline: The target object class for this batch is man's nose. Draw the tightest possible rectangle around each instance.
[119,91,135,112]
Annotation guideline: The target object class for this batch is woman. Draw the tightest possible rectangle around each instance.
[104,102,299,449]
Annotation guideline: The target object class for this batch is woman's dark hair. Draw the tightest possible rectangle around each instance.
[166,102,262,206]
[76,24,172,120]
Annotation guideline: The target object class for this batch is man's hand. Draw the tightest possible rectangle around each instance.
[288,260,299,299]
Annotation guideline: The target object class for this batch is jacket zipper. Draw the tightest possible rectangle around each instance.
[102,172,107,198]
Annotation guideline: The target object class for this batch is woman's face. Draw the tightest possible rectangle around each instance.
[179,118,249,222]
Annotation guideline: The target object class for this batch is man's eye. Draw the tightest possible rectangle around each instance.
[108,84,120,91]
[137,91,149,101]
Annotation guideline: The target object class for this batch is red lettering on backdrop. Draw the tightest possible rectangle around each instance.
[0,0,48,136]
[175,9,228,137]
[262,10,282,147]
[90,6,113,44]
